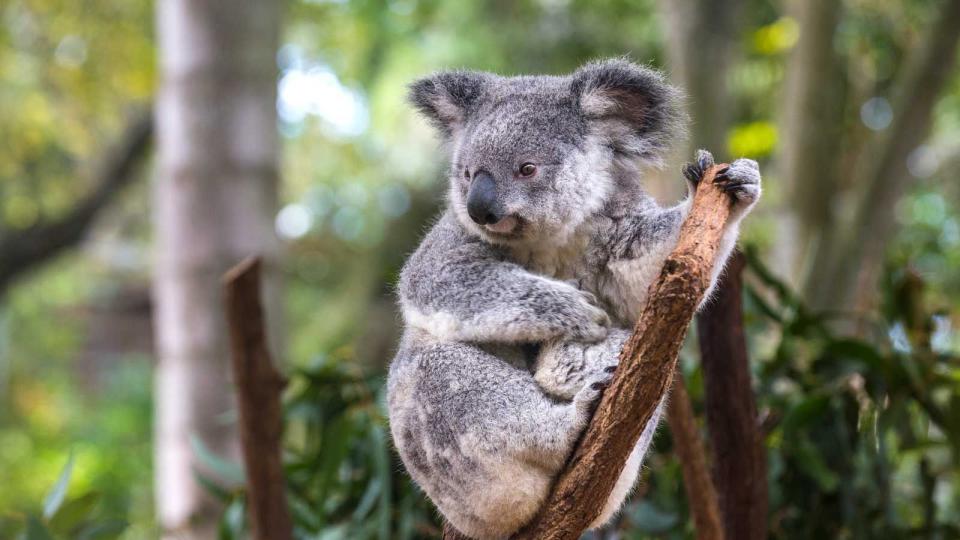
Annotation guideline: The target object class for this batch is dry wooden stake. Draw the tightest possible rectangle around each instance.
[511,162,734,540]
[224,257,293,540]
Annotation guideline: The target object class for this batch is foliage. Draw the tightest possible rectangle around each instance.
[208,359,439,540]
[1,450,130,539]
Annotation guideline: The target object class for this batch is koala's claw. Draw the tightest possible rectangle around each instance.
[682,163,702,187]
[682,149,717,194]
[574,368,616,419]
[715,158,761,206]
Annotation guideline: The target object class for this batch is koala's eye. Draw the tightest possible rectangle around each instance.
[519,163,537,178]
[463,168,470,179]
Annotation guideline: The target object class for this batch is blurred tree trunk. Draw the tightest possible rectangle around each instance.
[807,0,960,312]
[152,1,282,538]
[775,0,846,288]
[658,0,745,158]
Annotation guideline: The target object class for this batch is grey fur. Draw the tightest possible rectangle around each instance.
[388,59,761,539]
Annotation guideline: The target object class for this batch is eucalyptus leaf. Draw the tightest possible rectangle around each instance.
[43,451,75,520]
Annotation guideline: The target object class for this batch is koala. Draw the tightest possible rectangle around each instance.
[387,59,760,539]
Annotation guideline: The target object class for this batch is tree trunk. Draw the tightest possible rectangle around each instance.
[697,252,767,540]
[776,0,846,287]
[666,378,725,540]
[807,0,960,312]
[152,1,282,538]
[658,0,745,158]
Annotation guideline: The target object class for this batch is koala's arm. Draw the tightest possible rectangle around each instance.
[604,152,761,321]
[399,213,610,343]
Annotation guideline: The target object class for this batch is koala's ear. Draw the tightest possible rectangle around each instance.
[408,71,491,136]
[571,59,684,161]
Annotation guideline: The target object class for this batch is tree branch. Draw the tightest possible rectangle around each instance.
[0,106,153,294]
[666,377,725,540]
[513,163,734,540]
[223,257,293,540]
[697,252,767,540]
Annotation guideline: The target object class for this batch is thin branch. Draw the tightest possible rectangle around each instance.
[0,106,153,293]
[513,163,734,539]
[223,257,293,540]
[666,377,725,540]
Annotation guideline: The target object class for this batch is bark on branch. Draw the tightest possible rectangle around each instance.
[223,257,293,540]
[0,107,152,295]
[666,377,725,540]
[511,163,734,540]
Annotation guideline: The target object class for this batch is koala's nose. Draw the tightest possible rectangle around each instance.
[466,170,505,225]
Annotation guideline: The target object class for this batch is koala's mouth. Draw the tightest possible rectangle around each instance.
[483,215,520,235]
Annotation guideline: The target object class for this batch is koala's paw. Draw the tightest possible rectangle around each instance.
[715,158,761,211]
[573,365,617,421]
[565,289,611,342]
[681,149,716,196]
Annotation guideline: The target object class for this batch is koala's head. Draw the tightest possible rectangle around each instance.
[409,58,683,245]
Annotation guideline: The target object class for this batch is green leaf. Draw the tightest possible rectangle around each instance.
[25,515,54,540]
[190,435,246,485]
[43,450,75,520]
[193,471,234,503]
[782,394,831,435]
[794,438,840,492]
[217,499,245,540]
[48,492,100,534]
[75,520,128,540]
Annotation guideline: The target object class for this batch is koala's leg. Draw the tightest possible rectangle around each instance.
[533,328,631,400]
[388,333,614,540]
[399,214,611,344]
[531,328,664,529]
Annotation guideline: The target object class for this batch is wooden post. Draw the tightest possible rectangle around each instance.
[697,252,767,539]
[224,257,293,540]
[513,162,733,540]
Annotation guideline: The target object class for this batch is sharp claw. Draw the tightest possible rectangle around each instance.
[604,366,617,373]
[683,164,702,184]
[717,166,730,175]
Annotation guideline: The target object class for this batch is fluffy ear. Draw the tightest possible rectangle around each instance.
[571,59,684,161]
[408,71,491,136]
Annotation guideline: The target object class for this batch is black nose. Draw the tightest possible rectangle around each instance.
[466,170,504,225]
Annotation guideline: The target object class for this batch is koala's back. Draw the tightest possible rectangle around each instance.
[388,331,562,539]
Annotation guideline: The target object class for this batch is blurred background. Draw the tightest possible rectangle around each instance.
[1,0,959,538]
